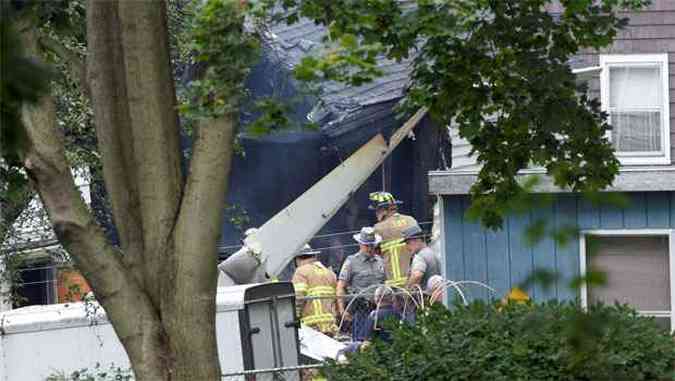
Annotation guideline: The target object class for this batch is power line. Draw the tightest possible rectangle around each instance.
[217,220,433,250]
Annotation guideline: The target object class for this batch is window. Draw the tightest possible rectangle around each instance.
[580,231,675,332]
[14,259,57,308]
[600,54,670,164]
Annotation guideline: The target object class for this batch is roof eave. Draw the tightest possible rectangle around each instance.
[429,167,675,195]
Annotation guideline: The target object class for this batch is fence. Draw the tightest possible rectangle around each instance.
[221,364,325,381]
[295,280,497,339]
[217,280,497,381]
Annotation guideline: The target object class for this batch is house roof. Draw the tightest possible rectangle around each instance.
[261,17,414,138]
[429,166,675,195]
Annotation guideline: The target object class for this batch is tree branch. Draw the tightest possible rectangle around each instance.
[38,33,90,100]
[86,0,146,293]
[167,116,235,380]
[117,0,183,305]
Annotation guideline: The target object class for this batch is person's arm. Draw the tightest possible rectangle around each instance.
[406,255,427,289]
[292,271,308,316]
[406,271,424,289]
[336,258,352,320]
[336,280,348,316]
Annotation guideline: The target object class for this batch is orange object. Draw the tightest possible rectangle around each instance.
[507,287,530,302]
[57,269,91,303]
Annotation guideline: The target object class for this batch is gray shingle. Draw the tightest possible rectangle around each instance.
[261,17,413,137]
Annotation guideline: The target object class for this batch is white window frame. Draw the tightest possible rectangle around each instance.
[599,54,670,165]
[579,229,675,333]
[437,195,448,307]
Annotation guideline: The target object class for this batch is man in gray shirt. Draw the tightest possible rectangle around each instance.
[337,227,386,341]
[403,224,441,291]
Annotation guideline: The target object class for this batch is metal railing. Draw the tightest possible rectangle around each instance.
[221,363,324,380]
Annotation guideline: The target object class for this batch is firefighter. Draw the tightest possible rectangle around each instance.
[403,224,442,291]
[369,191,419,287]
[337,227,385,341]
[292,244,338,335]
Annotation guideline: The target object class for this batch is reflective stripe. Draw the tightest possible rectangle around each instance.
[302,283,336,332]
[302,313,335,325]
[313,299,323,321]
[294,283,308,293]
[380,238,405,251]
[311,263,330,276]
[296,263,337,333]
[306,285,336,296]
[381,239,406,284]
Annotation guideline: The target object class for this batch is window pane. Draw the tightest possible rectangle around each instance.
[609,66,661,108]
[652,316,672,332]
[611,111,661,152]
[13,261,57,308]
[588,236,671,311]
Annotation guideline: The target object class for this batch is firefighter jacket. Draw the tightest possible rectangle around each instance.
[374,212,418,287]
[292,261,338,334]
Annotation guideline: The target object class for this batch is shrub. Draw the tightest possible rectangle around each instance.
[45,363,133,381]
[323,301,675,381]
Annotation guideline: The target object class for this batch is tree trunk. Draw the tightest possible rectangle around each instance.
[16,1,236,379]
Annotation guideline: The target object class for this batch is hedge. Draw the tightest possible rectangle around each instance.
[323,301,675,381]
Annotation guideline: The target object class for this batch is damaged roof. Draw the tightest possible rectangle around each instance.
[260,17,414,138]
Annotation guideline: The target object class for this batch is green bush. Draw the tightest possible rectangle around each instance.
[324,301,675,381]
[46,363,133,381]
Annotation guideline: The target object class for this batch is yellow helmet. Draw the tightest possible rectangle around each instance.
[368,191,402,210]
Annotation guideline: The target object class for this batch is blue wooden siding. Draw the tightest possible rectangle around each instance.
[442,192,674,302]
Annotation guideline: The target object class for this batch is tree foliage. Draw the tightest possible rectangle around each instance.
[1,1,662,380]
[179,0,260,119]
[0,3,52,166]
[265,0,650,228]
[325,302,675,380]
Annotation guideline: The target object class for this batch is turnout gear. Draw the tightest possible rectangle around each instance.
[374,212,418,287]
[292,261,338,334]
